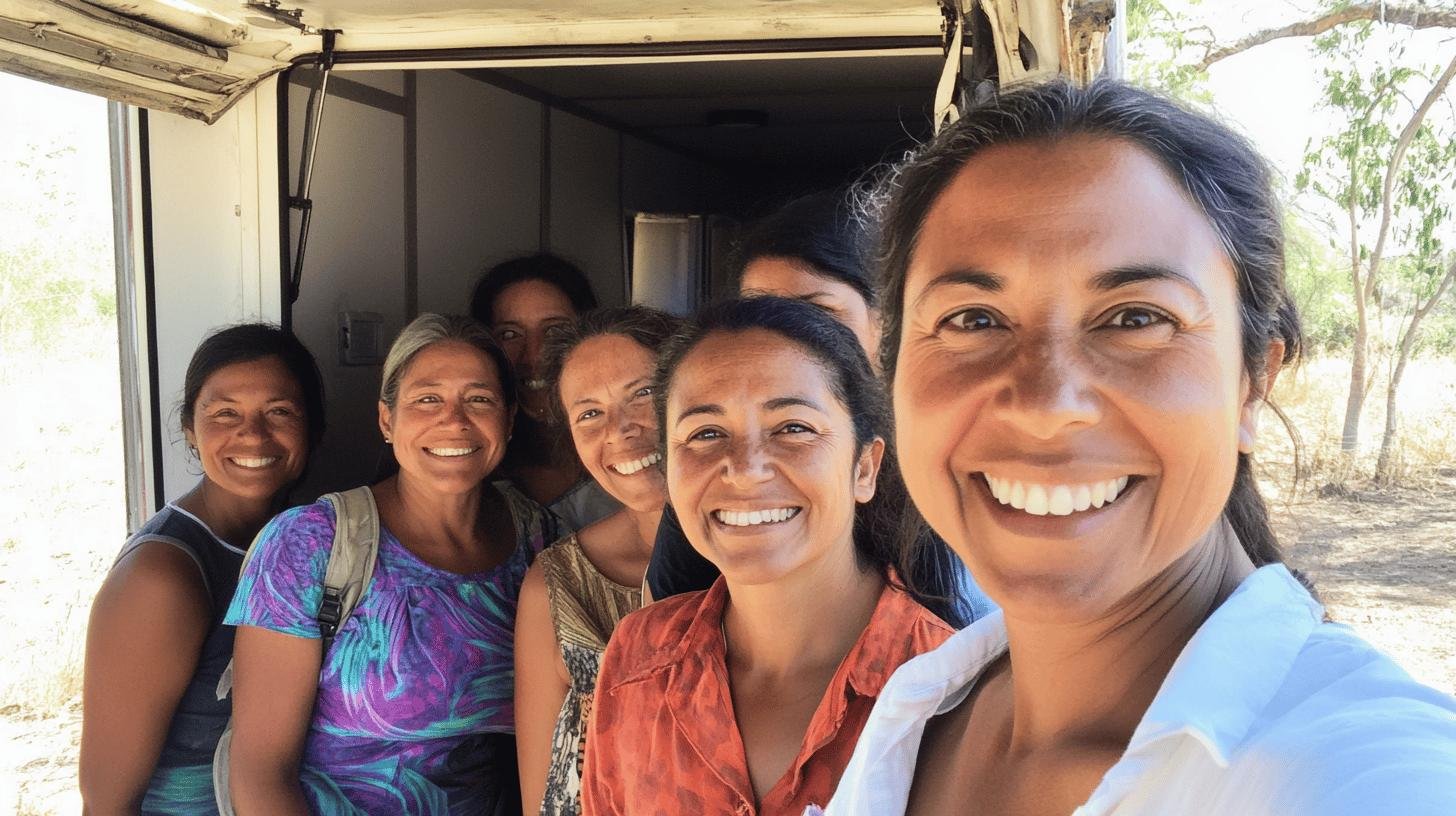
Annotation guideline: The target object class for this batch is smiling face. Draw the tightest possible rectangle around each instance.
[490,279,577,418]
[894,136,1267,622]
[665,329,883,587]
[558,333,666,513]
[379,340,512,494]
[740,257,882,366]
[185,356,309,503]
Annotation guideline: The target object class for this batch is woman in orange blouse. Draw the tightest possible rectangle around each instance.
[581,297,954,815]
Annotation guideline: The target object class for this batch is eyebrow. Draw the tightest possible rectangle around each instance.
[676,404,724,425]
[409,380,498,390]
[765,396,826,413]
[913,268,1005,307]
[569,376,652,407]
[1091,264,1208,301]
[199,395,299,407]
[743,287,837,302]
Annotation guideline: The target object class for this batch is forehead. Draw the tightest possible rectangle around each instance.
[560,333,655,390]
[492,278,575,321]
[668,329,838,410]
[401,341,501,384]
[740,258,859,304]
[909,136,1230,290]
[199,356,300,398]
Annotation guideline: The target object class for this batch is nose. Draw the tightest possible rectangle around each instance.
[606,403,648,446]
[524,331,546,373]
[442,397,472,430]
[993,331,1101,440]
[238,411,269,440]
[721,435,774,489]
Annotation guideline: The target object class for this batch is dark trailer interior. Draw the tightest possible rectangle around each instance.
[281,48,948,495]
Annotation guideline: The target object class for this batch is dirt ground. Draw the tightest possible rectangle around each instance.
[2,482,1453,813]
[1270,473,1456,693]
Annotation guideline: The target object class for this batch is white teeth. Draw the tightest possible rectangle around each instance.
[714,507,799,527]
[1024,484,1049,516]
[231,456,278,469]
[983,473,1134,518]
[523,378,548,390]
[610,451,662,475]
[1048,485,1074,516]
[426,446,479,457]
[1009,481,1026,510]
[1073,484,1092,512]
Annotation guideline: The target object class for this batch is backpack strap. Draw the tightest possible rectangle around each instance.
[212,489,380,816]
[316,486,381,653]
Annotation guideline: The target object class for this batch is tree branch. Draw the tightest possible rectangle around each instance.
[1412,254,1456,316]
[1367,51,1456,301]
[1197,4,1456,70]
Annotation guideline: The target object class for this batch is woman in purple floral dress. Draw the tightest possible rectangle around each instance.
[225,314,548,815]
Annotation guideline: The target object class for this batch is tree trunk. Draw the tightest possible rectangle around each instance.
[1375,257,1456,480]
[1341,324,1367,454]
[1374,332,1412,482]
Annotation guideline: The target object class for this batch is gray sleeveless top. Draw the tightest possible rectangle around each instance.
[113,504,245,814]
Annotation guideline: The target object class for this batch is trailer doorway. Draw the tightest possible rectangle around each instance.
[280,47,948,496]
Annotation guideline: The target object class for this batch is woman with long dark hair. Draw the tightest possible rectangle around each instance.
[824,80,1456,815]
[582,298,954,815]
[646,192,992,628]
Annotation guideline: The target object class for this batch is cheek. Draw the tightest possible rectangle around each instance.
[895,350,988,475]
[571,425,604,464]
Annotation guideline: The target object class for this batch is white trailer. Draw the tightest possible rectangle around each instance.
[0,0,1119,527]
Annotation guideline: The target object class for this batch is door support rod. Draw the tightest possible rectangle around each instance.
[288,28,337,304]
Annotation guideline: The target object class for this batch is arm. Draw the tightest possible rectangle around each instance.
[80,542,211,816]
[227,625,321,816]
[515,561,571,816]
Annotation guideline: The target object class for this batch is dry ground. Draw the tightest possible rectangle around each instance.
[1272,475,1456,693]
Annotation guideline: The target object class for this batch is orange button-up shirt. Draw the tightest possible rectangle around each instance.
[581,575,953,816]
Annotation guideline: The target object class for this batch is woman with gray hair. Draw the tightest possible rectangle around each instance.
[224,313,551,815]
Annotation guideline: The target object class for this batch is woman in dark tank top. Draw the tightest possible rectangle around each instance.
[80,324,325,815]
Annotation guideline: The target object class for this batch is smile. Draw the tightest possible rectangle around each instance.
[610,451,661,475]
[522,378,548,391]
[713,507,800,527]
[228,456,279,469]
[425,446,481,457]
[983,474,1131,516]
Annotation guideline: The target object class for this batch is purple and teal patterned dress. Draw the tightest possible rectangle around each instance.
[223,481,548,815]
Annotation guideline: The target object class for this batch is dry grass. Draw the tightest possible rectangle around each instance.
[1262,354,1456,496]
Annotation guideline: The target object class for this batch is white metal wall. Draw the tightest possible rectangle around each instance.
[144,78,281,505]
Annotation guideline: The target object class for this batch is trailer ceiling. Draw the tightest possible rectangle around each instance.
[1,1,1113,123]
[479,52,944,172]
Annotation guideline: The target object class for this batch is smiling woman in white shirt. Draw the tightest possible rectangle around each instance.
[821,79,1456,816]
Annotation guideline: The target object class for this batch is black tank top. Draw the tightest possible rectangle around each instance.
[114,505,244,771]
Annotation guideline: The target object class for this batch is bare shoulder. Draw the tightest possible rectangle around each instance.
[93,540,210,623]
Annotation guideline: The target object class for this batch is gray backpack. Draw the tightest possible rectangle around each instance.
[211,486,381,815]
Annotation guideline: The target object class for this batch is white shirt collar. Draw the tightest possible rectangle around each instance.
[824,564,1334,815]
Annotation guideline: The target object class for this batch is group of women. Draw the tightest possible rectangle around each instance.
[80,79,1456,816]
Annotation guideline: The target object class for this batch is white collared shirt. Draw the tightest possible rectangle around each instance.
[821,565,1456,815]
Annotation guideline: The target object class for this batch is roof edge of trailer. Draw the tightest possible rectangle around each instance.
[1,1,1116,123]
